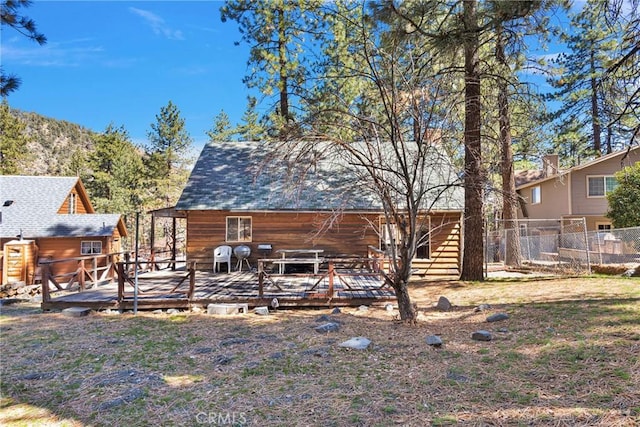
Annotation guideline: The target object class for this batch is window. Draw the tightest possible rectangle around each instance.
[68,193,77,214]
[416,219,431,259]
[587,176,617,197]
[81,241,102,255]
[379,220,399,252]
[226,216,252,242]
[596,223,612,231]
[531,186,541,204]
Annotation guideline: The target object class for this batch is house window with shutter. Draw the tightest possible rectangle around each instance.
[587,176,617,197]
[226,216,252,242]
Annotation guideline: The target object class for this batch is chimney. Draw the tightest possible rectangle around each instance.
[542,154,559,177]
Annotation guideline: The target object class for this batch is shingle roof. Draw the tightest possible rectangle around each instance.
[176,141,463,212]
[0,176,123,239]
[515,146,640,190]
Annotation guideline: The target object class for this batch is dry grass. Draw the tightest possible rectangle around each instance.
[1,276,639,426]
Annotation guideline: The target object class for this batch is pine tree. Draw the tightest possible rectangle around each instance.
[85,124,145,214]
[145,101,193,208]
[1,0,46,95]
[546,0,623,157]
[220,0,324,134]
[0,100,30,174]
[237,97,265,141]
[206,110,238,142]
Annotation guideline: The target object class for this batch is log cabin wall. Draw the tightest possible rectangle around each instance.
[36,236,113,277]
[413,211,462,277]
[184,210,462,276]
[185,210,379,267]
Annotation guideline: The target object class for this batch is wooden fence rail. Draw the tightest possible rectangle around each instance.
[257,257,392,298]
[116,260,196,308]
[40,252,129,303]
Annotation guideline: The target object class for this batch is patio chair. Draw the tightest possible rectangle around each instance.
[213,245,232,273]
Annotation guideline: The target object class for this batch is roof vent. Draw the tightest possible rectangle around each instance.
[3,200,14,207]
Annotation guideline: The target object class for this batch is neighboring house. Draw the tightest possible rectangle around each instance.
[175,141,464,277]
[0,176,128,285]
[515,146,640,231]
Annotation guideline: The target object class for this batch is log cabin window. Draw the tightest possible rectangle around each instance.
[416,218,431,259]
[226,216,252,242]
[68,193,77,214]
[81,241,102,255]
[379,217,431,259]
[379,221,399,253]
[587,175,617,197]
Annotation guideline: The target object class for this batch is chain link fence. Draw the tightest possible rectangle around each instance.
[486,219,640,275]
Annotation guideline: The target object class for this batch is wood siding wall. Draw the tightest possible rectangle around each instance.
[57,186,91,214]
[36,236,113,277]
[185,210,461,276]
[413,212,461,277]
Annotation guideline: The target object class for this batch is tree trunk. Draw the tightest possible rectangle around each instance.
[277,7,290,122]
[589,49,602,155]
[460,0,484,281]
[496,24,522,267]
[392,276,416,322]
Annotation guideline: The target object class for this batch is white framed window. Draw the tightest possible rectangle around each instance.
[531,186,541,204]
[68,193,77,214]
[226,216,252,242]
[587,175,617,197]
[596,222,612,231]
[379,219,399,252]
[81,241,102,255]
[379,217,431,258]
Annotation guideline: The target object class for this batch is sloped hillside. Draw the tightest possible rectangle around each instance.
[10,109,97,176]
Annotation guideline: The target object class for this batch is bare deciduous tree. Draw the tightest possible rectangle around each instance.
[261,4,464,322]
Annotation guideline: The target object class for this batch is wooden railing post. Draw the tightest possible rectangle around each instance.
[188,261,195,302]
[117,262,125,311]
[92,256,98,285]
[107,253,115,283]
[41,263,51,303]
[78,260,85,291]
[258,260,264,298]
[328,260,335,299]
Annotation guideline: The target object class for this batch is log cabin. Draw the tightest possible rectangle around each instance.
[0,176,128,285]
[175,141,463,277]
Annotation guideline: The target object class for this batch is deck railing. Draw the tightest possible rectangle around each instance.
[116,260,196,307]
[40,252,128,303]
[257,257,392,298]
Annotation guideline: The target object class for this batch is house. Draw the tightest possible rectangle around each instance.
[515,146,640,231]
[175,141,464,277]
[0,176,128,285]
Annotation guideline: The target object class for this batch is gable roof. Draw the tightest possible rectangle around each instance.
[176,141,463,212]
[516,146,640,190]
[0,176,127,239]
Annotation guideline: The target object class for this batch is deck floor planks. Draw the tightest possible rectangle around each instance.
[42,269,395,310]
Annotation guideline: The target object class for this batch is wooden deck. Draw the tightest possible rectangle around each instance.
[41,268,396,311]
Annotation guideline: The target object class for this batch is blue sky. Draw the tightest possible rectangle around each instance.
[2,1,577,150]
[2,1,253,148]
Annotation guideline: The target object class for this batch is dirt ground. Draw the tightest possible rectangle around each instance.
[1,274,639,426]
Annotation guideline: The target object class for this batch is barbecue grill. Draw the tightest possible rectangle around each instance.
[234,245,251,272]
